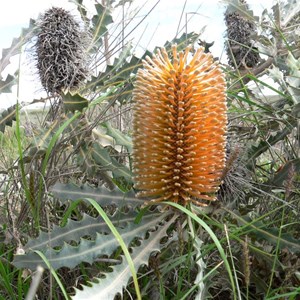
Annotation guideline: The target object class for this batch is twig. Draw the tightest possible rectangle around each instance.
[231,57,274,90]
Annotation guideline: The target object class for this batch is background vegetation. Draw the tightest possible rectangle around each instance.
[0,0,299,299]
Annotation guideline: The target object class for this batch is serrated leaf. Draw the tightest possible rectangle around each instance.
[72,215,177,300]
[70,0,89,24]
[88,53,142,94]
[163,32,200,53]
[230,211,300,253]
[0,104,17,133]
[268,66,284,84]
[280,0,300,27]
[102,122,133,153]
[223,0,259,22]
[193,236,205,300]
[267,159,300,188]
[91,142,133,182]
[23,120,59,161]
[50,182,143,208]
[292,103,300,117]
[62,92,89,112]
[0,74,16,93]
[91,3,113,46]
[24,210,163,251]
[247,118,297,161]
[255,40,276,57]
[13,211,170,270]
[0,19,35,76]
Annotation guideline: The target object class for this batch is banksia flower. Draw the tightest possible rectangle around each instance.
[224,0,260,69]
[36,7,89,94]
[132,45,227,206]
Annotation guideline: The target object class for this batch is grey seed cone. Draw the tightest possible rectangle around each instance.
[224,1,260,69]
[36,7,89,94]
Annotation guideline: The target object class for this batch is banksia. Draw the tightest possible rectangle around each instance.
[36,7,89,94]
[224,0,259,69]
[132,45,227,206]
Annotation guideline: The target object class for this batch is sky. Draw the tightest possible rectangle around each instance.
[0,0,273,110]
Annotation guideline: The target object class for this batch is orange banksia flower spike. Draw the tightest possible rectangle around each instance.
[132,45,227,206]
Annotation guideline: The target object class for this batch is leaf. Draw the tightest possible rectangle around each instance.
[163,32,200,53]
[102,122,133,153]
[13,211,170,270]
[292,103,300,117]
[88,53,142,94]
[72,215,177,300]
[24,210,164,251]
[229,211,300,253]
[91,3,113,46]
[222,0,259,22]
[70,0,89,24]
[247,118,297,162]
[66,117,115,188]
[0,19,35,76]
[0,74,16,93]
[50,182,143,208]
[267,159,300,188]
[268,66,285,85]
[91,142,133,183]
[0,104,17,133]
[193,237,206,300]
[280,0,300,27]
[62,92,89,112]
[23,120,59,161]
[286,53,300,103]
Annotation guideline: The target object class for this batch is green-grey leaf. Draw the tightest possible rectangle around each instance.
[231,212,300,253]
[0,74,16,93]
[102,122,133,153]
[62,92,89,112]
[92,142,133,182]
[91,3,113,46]
[0,19,35,76]
[267,159,300,188]
[247,118,297,162]
[13,211,170,270]
[72,215,177,300]
[163,32,200,53]
[0,104,17,133]
[24,210,164,251]
[50,182,142,208]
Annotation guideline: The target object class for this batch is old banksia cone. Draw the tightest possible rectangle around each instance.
[133,45,227,206]
[224,0,260,69]
[36,7,89,94]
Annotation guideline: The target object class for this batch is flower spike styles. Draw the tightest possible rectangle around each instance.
[132,45,227,206]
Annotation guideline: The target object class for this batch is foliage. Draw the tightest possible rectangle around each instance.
[0,0,299,299]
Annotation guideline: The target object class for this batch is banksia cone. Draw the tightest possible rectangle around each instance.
[225,0,259,69]
[132,45,227,206]
[36,7,89,94]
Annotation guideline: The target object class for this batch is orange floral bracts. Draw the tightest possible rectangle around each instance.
[132,45,227,206]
